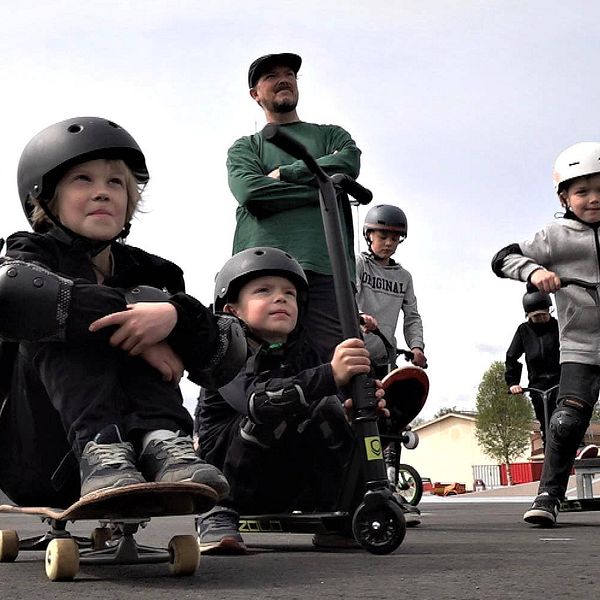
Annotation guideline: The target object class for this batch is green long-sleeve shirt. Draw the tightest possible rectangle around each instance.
[227,121,361,276]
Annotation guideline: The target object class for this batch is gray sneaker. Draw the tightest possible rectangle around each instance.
[139,432,230,499]
[394,493,422,527]
[196,507,247,554]
[80,425,145,497]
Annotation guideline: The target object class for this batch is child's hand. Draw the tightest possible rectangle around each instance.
[140,342,184,385]
[509,385,523,394]
[89,302,178,355]
[359,313,378,332]
[530,269,561,293]
[331,338,372,386]
[411,348,427,368]
[343,380,389,418]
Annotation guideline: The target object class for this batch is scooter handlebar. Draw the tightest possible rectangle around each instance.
[263,123,316,167]
[330,173,373,205]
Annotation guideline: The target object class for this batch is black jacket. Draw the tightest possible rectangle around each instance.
[196,329,339,466]
[1,229,218,383]
[505,317,560,390]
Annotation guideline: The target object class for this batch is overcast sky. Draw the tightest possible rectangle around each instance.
[1,1,599,418]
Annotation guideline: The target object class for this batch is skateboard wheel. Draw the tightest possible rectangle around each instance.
[91,527,112,549]
[45,538,80,581]
[0,530,19,562]
[168,535,199,576]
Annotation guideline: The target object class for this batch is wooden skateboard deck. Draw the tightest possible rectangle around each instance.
[0,482,217,580]
[0,481,217,521]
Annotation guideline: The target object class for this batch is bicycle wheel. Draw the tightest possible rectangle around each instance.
[395,464,423,506]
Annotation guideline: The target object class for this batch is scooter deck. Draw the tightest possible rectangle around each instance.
[239,511,351,534]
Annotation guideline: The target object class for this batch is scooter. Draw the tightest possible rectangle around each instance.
[367,328,428,506]
[239,124,407,554]
[526,278,600,513]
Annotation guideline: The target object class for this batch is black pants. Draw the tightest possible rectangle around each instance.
[538,362,600,498]
[302,272,344,361]
[217,397,354,514]
[0,341,192,507]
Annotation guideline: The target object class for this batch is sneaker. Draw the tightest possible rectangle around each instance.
[196,507,247,554]
[80,425,145,497]
[394,493,422,527]
[576,444,599,460]
[523,492,560,526]
[312,531,361,549]
[139,431,230,500]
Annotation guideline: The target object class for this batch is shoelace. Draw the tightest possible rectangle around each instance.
[157,436,199,463]
[89,443,135,468]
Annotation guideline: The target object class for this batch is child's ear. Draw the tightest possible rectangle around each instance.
[224,304,239,318]
[558,191,569,209]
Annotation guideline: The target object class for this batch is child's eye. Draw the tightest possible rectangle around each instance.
[73,173,91,182]
[109,177,124,186]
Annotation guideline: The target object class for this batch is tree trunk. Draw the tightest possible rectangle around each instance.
[505,455,513,486]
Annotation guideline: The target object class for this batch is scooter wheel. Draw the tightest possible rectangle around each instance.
[402,431,419,450]
[352,500,406,555]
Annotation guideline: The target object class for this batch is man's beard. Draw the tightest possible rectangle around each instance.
[267,97,298,114]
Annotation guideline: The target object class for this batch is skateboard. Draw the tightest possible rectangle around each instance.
[0,481,216,581]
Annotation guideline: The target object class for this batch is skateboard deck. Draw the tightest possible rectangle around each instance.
[0,481,217,521]
[0,482,217,580]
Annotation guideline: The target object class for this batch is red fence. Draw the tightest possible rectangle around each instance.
[499,462,543,485]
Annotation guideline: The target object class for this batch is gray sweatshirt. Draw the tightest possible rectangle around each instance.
[495,217,600,365]
[355,252,424,366]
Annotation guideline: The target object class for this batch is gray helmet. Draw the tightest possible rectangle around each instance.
[214,247,308,313]
[17,117,149,226]
[363,204,407,243]
[522,290,552,314]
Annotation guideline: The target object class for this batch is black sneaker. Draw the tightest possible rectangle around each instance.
[523,492,560,526]
[79,425,145,497]
[196,506,247,555]
[394,493,421,527]
[139,432,230,500]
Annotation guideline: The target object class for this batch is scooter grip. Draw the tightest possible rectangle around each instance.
[263,123,310,162]
[330,174,373,205]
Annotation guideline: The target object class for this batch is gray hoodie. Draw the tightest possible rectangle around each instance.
[495,217,600,365]
[355,252,424,366]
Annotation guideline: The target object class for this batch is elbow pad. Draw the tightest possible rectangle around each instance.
[124,285,170,304]
[0,260,73,342]
[248,380,309,426]
[491,243,522,277]
[194,315,247,390]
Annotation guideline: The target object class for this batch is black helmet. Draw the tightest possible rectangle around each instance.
[17,117,149,226]
[363,204,407,243]
[214,247,308,313]
[522,290,552,314]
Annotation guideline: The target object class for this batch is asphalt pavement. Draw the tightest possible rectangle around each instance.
[2,490,600,600]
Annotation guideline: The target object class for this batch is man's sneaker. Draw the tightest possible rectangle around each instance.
[139,431,230,499]
[196,506,247,555]
[576,444,599,460]
[312,531,361,549]
[523,492,560,526]
[80,425,145,497]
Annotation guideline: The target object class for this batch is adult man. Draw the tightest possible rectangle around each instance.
[227,52,361,360]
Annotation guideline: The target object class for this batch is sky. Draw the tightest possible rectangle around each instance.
[1,0,599,419]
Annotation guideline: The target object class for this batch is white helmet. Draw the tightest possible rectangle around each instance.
[552,142,600,193]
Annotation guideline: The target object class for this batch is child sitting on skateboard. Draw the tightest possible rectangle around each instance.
[194,247,388,553]
[492,141,600,527]
[355,204,427,378]
[0,117,245,507]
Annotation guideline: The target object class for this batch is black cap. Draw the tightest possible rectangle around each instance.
[248,53,302,88]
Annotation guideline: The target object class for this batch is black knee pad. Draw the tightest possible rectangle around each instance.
[549,398,591,446]
[248,380,309,426]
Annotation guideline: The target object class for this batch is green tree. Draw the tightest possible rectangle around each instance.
[475,361,534,485]
[433,406,458,419]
